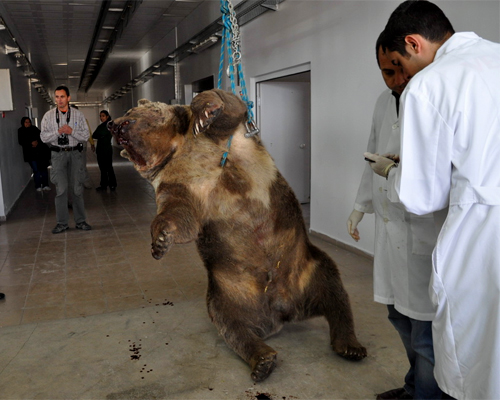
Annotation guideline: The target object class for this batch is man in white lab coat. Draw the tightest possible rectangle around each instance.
[365,1,500,399]
[348,33,443,400]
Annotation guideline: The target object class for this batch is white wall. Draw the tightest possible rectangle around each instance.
[0,53,50,219]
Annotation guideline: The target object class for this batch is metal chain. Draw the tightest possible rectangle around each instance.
[227,1,241,65]
[218,0,259,139]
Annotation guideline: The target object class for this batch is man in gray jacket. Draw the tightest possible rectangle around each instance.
[41,85,92,234]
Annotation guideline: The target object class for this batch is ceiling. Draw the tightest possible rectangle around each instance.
[0,0,210,104]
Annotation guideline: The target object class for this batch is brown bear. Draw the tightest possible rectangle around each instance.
[108,89,367,382]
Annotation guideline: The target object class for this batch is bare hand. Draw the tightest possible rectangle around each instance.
[58,124,73,135]
[31,140,38,148]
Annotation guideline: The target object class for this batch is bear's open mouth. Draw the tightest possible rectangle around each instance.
[108,119,135,147]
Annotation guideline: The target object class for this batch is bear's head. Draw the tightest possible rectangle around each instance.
[108,100,191,176]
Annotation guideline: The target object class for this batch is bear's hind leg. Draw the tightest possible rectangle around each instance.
[323,280,367,361]
[208,299,279,381]
[306,247,367,361]
[220,322,278,382]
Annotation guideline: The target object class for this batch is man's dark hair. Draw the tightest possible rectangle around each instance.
[55,85,70,96]
[375,31,384,68]
[382,0,455,56]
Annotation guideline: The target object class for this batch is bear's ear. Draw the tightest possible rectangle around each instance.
[173,106,191,135]
[138,99,151,106]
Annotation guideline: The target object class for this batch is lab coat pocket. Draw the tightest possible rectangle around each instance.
[409,213,438,256]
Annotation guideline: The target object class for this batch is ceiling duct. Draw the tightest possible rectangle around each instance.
[190,36,218,54]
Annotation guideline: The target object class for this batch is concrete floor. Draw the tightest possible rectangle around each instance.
[0,148,407,400]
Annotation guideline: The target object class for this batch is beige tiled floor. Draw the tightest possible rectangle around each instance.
[0,147,207,327]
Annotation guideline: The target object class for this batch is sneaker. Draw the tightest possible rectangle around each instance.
[76,221,92,231]
[95,186,107,192]
[36,187,42,192]
[42,186,51,191]
[52,224,69,234]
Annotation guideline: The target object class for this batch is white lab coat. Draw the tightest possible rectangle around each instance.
[354,89,440,321]
[387,32,500,400]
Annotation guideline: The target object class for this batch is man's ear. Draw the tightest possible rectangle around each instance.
[404,34,424,55]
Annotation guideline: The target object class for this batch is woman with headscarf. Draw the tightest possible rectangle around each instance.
[18,117,51,192]
[92,110,117,191]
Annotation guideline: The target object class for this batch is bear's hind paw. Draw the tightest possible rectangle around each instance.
[250,353,277,382]
[334,344,367,361]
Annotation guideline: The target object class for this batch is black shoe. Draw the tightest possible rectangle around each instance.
[110,187,116,191]
[76,221,92,231]
[0,293,5,300]
[52,224,69,234]
[376,388,412,400]
[96,186,107,191]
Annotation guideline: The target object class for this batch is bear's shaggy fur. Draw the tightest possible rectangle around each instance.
[109,89,367,382]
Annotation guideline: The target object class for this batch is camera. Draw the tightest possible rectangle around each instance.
[58,134,69,146]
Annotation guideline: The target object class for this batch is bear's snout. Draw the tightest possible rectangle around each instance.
[108,119,136,145]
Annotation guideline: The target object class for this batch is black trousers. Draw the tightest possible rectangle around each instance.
[96,149,117,188]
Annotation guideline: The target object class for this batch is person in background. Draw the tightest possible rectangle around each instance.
[18,117,51,192]
[71,104,95,189]
[40,85,91,234]
[92,110,116,192]
[365,1,500,398]
[347,32,443,400]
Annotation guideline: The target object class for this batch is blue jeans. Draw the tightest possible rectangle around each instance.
[387,305,442,400]
[28,160,49,189]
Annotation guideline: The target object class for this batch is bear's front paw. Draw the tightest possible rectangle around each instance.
[192,100,222,136]
[150,217,175,260]
[151,230,173,260]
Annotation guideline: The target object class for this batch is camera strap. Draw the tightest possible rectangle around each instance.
[55,107,71,127]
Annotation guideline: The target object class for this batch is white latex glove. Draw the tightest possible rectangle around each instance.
[347,209,364,242]
[364,152,396,178]
[382,153,400,164]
